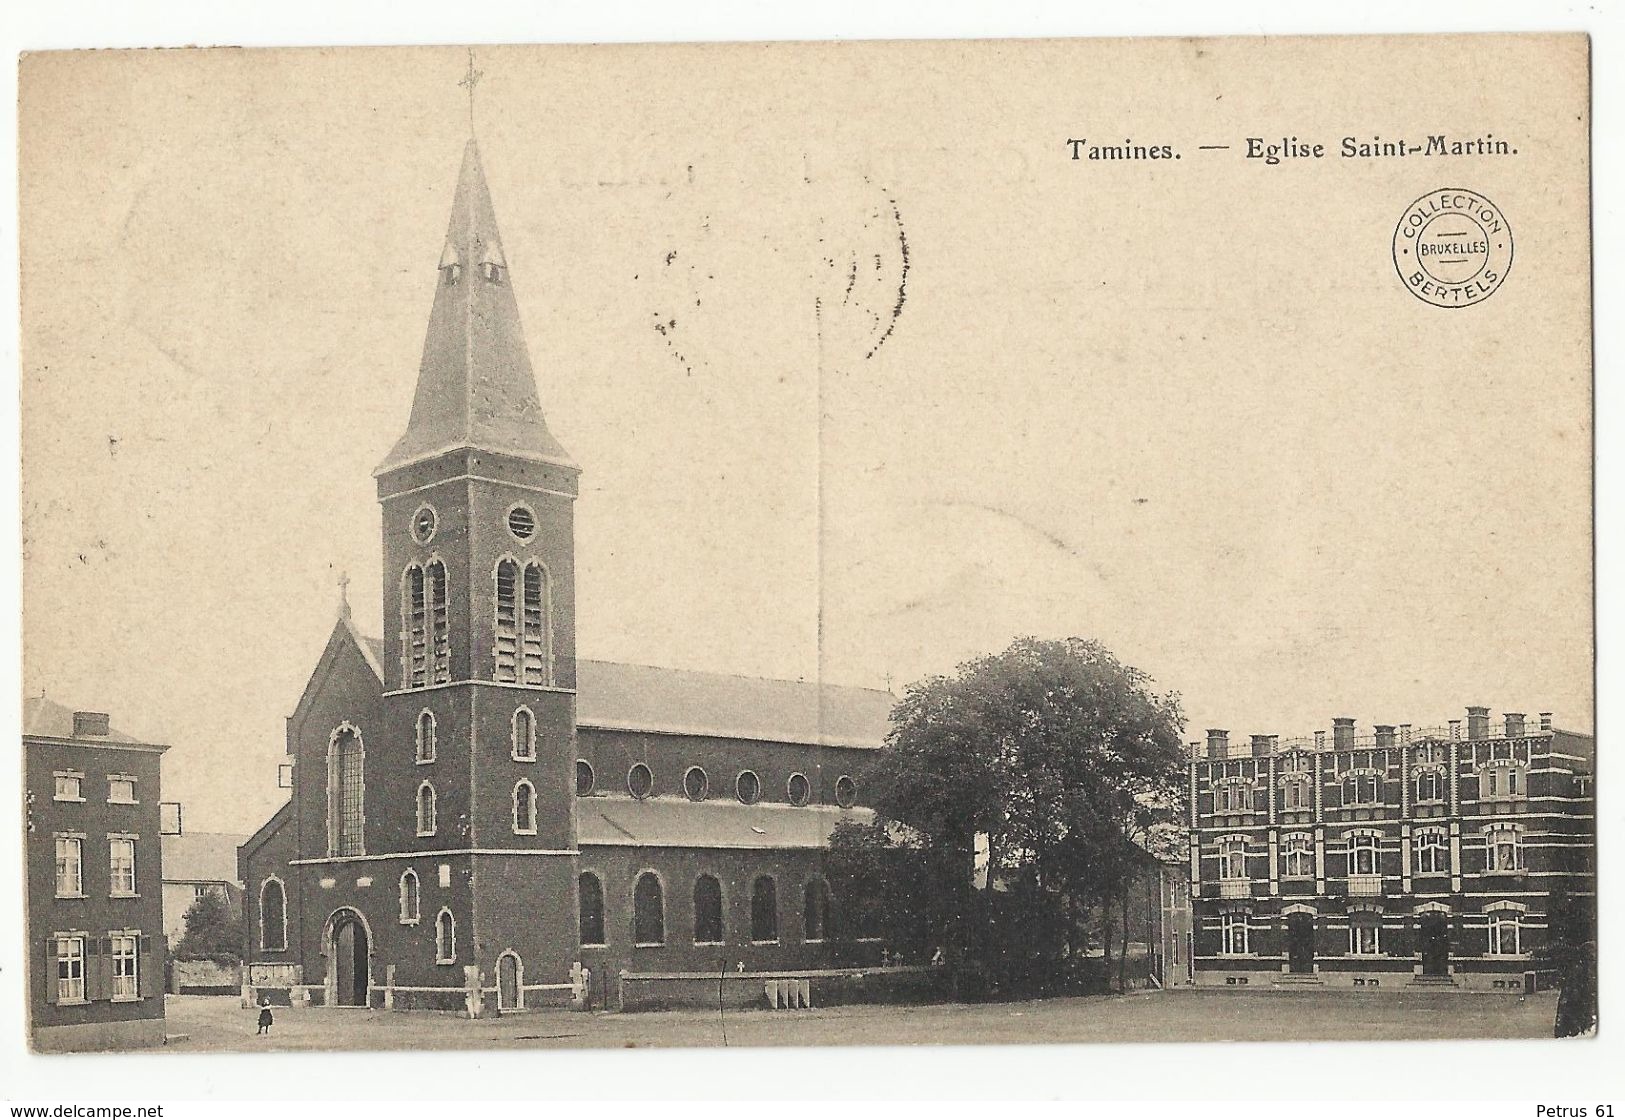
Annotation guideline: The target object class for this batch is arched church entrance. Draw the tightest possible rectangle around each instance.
[326,908,372,1007]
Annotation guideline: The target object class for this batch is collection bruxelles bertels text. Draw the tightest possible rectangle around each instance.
[1065,134,1514,162]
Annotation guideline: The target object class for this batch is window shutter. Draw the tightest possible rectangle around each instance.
[43,938,58,1005]
[88,937,108,1002]
[139,934,156,998]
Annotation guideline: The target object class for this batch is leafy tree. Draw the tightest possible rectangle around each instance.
[856,636,1187,993]
[174,889,243,965]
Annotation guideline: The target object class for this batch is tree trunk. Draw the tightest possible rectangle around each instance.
[1099,895,1113,994]
[1118,878,1130,994]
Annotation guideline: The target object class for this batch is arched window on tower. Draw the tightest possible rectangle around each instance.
[435,908,456,963]
[260,878,287,951]
[633,872,665,946]
[416,781,437,837]
[494,559,520,682]
[522,562,550,685]
[512,780,537,835]
[415,710,436,764]
[578,872,606,946]
[402,564,427,688]
[399,869,420,924]
[511,707,536,761]
[693,874,724,945]
[427,559,450,684]
[327,726,364,857]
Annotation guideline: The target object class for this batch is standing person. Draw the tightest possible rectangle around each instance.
[257,999,274,1036]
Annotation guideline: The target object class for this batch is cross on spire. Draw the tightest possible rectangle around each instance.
[337,569,352,619]
[458,48,483,138]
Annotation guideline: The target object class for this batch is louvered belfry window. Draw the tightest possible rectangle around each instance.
[427,560,450,684]
[403,565,428,688]
[495,559,550,685]
[494,559,519,681]
[521,563,548,684]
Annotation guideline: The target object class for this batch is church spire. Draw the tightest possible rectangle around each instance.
[376,139,574,476]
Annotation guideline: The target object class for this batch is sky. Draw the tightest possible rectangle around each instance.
[19,38,1593,836]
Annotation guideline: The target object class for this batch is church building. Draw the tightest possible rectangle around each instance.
[238,140,892,1013]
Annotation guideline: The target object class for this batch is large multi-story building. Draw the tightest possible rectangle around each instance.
[24,698,169,1051]
[237,139,890,1015]
[1187,707,1594,990]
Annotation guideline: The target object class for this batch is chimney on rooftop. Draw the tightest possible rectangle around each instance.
[72,711,110,738]
[1466,706,1490,741]
[1449,719,1462,741]
[1504,712,1527,738]
[1332,717,1356,750]
[1251,734,1273,757]
[1399,723,1412,745]
[1314,731,1326,750]
[1206,730,1230,760]
[1374,725,1396,749]
[1539,712,1553,732]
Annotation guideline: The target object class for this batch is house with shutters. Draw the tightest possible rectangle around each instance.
[24,697,168,1051]
[236,139,893,1015]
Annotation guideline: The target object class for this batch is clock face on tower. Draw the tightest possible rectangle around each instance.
[411,504,438,544]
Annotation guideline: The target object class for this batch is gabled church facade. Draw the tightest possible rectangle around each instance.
[238,141,891,1013]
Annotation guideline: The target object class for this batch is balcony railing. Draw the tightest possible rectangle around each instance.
[1347,874,1383,897]
[1218,878,1252,899]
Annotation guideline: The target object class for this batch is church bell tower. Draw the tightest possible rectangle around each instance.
[374,138,582,988]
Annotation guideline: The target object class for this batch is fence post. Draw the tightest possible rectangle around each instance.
[464,965,483,1019]
[383,964,396,1011]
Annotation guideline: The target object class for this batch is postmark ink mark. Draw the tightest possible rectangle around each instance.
[1392,187,1513,308]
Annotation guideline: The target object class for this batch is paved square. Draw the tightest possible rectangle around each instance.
[160,988,1562,1053]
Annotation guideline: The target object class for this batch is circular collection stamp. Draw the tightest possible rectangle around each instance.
[1392,188,1513,308]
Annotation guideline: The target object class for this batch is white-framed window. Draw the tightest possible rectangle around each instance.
[512,780,537,835]
[1488,910,1522,955]
[1281,774,1310,811]
[1341,771,1380,807]
[53,772,84,802]
[511,706,536,761]
[834,775,857,809]
[54,836,84,898]
[435,908,456,963]
[1414,768,1445,804]
[260,877,288,950]
[787,772,811,807]
[1413,828,1449,874]
[1348,832,1379,876]
[684,766,709,802]
[578,872,606,946]
[575,759,595,797]
[1486,826,1522,872]
[109,836,137,896]
[628,763,654,801]
[415,709,436,764]
[416,781,437,837]
[1219,837,1248,880]
[1215,780,1252,813]
[1479,762,1528,801]
[803,878,830,943]
[107,776,137,804]
[736,770,761,806]
[1220,912,1249,955]
[110,933,139,1000]
[1282,833,1313,878]
[399,869,420,925]
[55,935,86,1003]
[1348,913,1382,956]
[693,874,724,945]
[750,875,779,944]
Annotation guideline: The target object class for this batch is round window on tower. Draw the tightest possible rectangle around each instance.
[787,772,811,807]
[627,763,654,801]
[412,504,439,545]
[507,504,537,542]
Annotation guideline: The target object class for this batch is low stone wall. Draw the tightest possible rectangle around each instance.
[171,959,242,996]
[617,965,949,1013]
